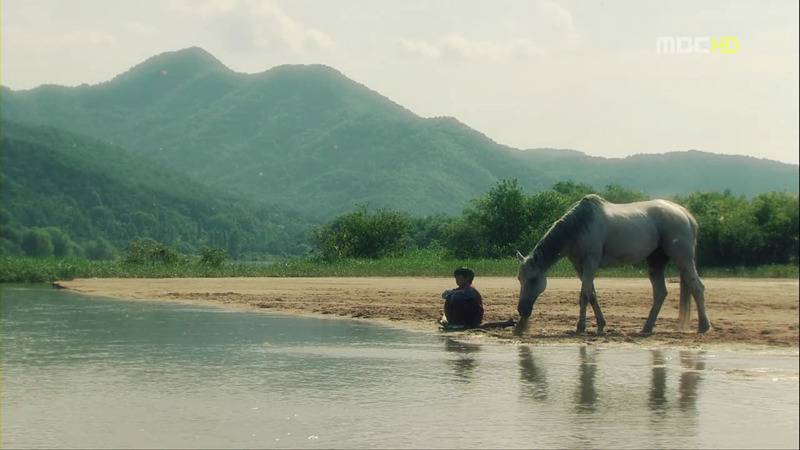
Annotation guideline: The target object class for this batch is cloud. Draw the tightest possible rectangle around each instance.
[536,0,575,35]
[396,0,575,63]
[398,38,439,59]
[170,0,333,53]
[6,29,118,50]
[124,22,158,37]
[61,31,118,47]
[398,35,543,62]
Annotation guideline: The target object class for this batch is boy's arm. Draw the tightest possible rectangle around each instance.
[446,287,478,302]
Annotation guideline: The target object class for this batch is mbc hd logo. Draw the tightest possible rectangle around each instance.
[656,36,740,54]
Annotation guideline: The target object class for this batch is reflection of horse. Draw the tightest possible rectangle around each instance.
[516,194,710,335]
[649,350,668,412]
[575,346,598,412]
[678,351,706,411]
[518,346,548,401]
[443,337,480,382]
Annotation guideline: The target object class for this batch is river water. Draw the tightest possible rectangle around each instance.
[1,285,798,449]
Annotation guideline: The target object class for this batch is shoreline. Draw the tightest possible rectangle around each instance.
[54,276,799,350]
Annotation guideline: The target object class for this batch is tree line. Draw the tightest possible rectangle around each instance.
[4,179,797,268]
[313,180,799,267]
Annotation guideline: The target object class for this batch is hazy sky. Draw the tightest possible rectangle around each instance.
[2,0,798,163]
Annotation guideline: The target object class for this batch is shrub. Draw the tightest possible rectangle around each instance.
[313,206,411,260]
[125,238,178,265]
[200,246,227,267]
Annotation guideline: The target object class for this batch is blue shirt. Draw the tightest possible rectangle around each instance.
[442,286,481,302]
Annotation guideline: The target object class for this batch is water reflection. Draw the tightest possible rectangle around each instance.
[518,346,548,401]
[443,337,480,382]
[649,350,668,413]
[575,346,598,413]
[646,350,705,416]
[679,351,705,411]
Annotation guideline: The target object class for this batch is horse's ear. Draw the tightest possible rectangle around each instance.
[515,250,525,263]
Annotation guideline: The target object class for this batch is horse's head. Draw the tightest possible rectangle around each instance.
[516,250,547,318]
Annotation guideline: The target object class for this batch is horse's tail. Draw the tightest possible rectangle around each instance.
[678,208,699,329]
[686,210,699,246]
[678,276,692,329]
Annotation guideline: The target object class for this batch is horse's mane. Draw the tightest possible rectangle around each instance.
[530,194,604,270]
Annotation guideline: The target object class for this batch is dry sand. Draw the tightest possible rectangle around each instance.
[56,277,799,348]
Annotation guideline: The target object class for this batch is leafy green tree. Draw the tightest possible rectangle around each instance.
[676,191,799,266]
[84,238,116,260]
[473,179,533,256]
[0,238,21,255]
[523,190,575,246]
[602,184,648,203]
[443,215,488,258]
[750,192,799,264]
[200,246,227,267]
[410,214,453,249]
[0,224,22,247]
[44,227,74,257]
[313,207,411,259]
[21,228,54,257]
[551,181,594,202]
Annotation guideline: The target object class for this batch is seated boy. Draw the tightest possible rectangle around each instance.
[440,267,484,329]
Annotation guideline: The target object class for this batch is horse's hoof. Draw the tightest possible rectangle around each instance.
[595,328,605,336]
[698,321,711,334]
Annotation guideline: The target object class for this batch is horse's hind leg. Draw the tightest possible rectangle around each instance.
[643,249,669,334]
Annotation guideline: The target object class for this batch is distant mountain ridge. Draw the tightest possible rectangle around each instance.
[2,46,797,219]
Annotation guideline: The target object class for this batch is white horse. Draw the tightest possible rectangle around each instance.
[516,194,710,335]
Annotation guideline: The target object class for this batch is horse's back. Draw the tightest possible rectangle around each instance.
[595,198,696,265]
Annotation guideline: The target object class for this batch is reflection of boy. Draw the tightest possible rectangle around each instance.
[441,267,484,328]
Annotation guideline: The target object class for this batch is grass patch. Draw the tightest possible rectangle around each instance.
[1,250,797,283]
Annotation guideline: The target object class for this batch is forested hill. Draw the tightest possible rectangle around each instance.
[2,46,798,220]
[515,148,798,198]
[0,120,309,257]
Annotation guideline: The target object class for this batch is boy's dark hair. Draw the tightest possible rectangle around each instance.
[453,267,475,283]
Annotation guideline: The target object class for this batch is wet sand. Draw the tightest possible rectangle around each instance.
[56,277,799,348]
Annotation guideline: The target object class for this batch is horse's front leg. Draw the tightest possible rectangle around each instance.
[579,286,606,335]
[577,260,602,334]
[576,288,589,333]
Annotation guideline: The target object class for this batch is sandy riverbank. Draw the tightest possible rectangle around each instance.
[55,277,799,348]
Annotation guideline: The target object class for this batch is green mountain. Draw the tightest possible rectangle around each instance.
[2,46,797,220]
[0,120,310,257]
[516,148,798,198]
